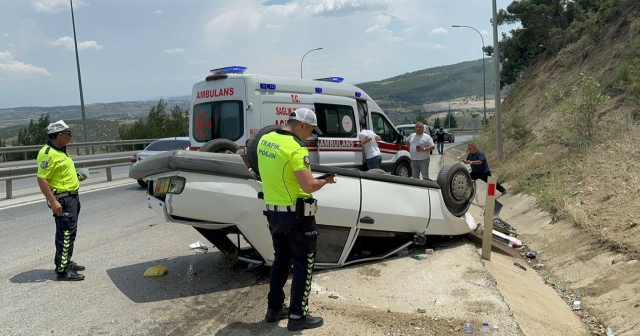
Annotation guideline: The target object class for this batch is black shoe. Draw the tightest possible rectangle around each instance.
[69,261,85,272]
[287,315,324,331]
[56,269,85,281]
[265,304,289,323]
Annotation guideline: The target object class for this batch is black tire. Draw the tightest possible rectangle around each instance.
[393,160,411,177]
[137,179,147,188]
[199,139,239,153]
[247,124,282,178]
[437,163,475,217]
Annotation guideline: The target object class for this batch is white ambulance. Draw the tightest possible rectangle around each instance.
[187,66,413,176]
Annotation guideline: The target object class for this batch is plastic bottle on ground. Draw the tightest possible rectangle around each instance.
[479,322,490,335]
[491,325,499,335]
[463,320,474,335]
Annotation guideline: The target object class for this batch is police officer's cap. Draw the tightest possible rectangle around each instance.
[46,120,70,134]
[289,108,323,135]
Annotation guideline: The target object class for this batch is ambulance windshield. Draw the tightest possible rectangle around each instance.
[192,100,243,143]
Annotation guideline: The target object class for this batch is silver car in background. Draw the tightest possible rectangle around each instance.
[130,137,190,187]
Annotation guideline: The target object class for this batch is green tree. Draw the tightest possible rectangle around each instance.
[6,114,51,160]
[119,99,189,150]
[433,117,442,129]
[444,112,458,128]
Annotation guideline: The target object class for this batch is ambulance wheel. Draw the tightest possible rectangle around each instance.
[393,160,411,177]
[437,163,474,217]
[199,139,239,154]
[247,124,282,178]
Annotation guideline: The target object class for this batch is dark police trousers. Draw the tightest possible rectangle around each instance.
[265,211,318,318]
[52,194,81,273]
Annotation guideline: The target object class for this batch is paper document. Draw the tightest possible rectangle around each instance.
[77,168,90,179]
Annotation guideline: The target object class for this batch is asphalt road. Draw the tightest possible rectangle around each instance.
[0,135,477,336]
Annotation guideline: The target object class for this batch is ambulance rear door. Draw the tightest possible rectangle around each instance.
[191,77,248,149]
[313,96,362,168]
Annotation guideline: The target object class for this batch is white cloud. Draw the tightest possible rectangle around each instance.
[164,48,185,54]
[0,51,50,77]
[153,9,164,14]
[49,36,103,51]
[2,33,7,38]
[265,24,280,29]
[429,27,448,35]
[301,0,393,17]
[481,30,490,36]
[188,60,208,65]
[33,0,88,13]
[432,43,448,50]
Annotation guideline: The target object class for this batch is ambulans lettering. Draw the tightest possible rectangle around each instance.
[318,139,355,147]
[196,88,235,99]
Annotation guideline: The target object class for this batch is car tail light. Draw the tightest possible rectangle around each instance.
[154,177,186,196]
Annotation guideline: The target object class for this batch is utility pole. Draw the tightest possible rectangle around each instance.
[492,0,503,160]
[448,98,451,129]
[70,0,89,154]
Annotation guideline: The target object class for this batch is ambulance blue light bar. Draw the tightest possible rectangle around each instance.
[315,77,344,83]
[210,66,247,74]
[260,83,277,90]
[355,92,362,97]
[315,88,323,93]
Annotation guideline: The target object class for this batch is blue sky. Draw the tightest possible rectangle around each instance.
[0,0,517,108]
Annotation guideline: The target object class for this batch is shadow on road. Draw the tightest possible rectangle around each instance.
[106,251,271,304]
[10,269,57,283]
[214,321,299,336]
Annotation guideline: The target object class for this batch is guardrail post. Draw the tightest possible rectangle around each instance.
[481,176,498,261]
[106,146,110,153]
[106,167,113,181]
[2,153,6,162]
[91,147,95,155]
[23,152,27,160]
[6,180,12,199]
[76,148,80,156]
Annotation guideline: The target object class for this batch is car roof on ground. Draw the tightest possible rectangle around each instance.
[156,136,190,141]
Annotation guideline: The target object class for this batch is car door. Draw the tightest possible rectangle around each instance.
[311,169,362,267]
[370,111,402,166]
[313,96,362,168]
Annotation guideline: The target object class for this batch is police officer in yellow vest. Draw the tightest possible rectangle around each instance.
[258,108,337,331]
[36,120,87,281]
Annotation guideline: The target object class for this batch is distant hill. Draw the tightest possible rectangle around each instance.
[0,58,502,140]
[355,58,502,123]
[0,100,190,129]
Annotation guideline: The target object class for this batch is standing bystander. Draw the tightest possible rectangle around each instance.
[404,122,435,180]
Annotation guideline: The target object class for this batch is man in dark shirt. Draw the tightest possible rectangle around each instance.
[434,127,446,154]
[463,143,507,195]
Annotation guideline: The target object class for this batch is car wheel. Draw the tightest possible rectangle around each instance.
[199,139,239,154]
[393,160,411,177]
[137,179,148,188]
[247,124,282,178]
[437,163,475,217]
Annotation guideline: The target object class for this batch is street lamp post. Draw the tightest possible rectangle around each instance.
[300,47,323,79]
[492,0,503,160]
[448,98,451,129]
[451,24,487,126]
[70,0,89,154]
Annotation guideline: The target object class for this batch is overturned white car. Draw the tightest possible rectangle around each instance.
[130,149,477,269]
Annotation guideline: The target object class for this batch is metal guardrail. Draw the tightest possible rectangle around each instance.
[0,139,159,161]
[0,156,132,199]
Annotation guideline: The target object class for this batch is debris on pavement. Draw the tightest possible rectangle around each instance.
[143,265,169,277]
[189,241,209,253]
[525,251,537,259]
[417,308,426,313]
[513,262,527,271]
[411,255,428,260]
[328,294,339,299]
[425,248,434,255]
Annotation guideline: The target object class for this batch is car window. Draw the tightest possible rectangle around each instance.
[146,139,190,151]
[371,112,395,142]
[192,100,244,142]
[315,103,357,138]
